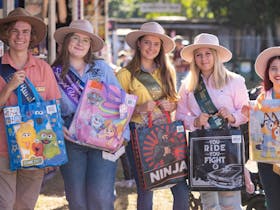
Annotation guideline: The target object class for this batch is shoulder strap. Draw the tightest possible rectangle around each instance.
[194,74,225,129]
[0,63,15,80]
[0,58,35,103]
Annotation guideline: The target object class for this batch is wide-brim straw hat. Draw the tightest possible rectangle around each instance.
[181,33,232,63]
[125,22,175,53]
[0,7,46,46]
[54,19,104,52]
[255,46,280,79]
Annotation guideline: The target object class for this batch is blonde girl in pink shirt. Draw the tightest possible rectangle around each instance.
[176,33,253,209]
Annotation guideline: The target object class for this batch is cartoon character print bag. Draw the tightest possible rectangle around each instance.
[130,112,188,190]
[3,79,67,171]
[69,80,137,153]
[249,99,280,163]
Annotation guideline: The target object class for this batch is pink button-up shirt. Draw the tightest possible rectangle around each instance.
[175,73,249,131]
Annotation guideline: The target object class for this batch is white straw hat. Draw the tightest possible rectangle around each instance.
[54,19,104,52]
[181,33,232,63]
[255,46,280,79]
[125,22,175,53]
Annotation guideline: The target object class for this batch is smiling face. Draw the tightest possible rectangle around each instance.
[68,32,91,59]
[137,35,161,61]
[8,21,32,52]
[268,58,280,87]
[104,125,115,139]
[194,47,215,76]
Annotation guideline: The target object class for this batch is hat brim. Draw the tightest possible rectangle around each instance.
[54,27,104,52]
[0,16,46,46]
[255,47,280,79]
[125,31,175,53]
[181,43,232,63]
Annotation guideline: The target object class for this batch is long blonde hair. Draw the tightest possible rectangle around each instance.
[185,48,235,92]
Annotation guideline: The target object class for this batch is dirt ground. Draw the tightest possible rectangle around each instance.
[35,160,258,210]
[35,161,174,210]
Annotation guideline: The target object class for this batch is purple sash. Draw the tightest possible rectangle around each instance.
[52,66,85,106]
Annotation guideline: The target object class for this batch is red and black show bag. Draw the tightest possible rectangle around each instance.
[130,112,188,190]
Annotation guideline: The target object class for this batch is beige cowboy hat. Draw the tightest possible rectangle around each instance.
[255,46,280,79]
[54,19,104,52]
[181,33,232,63]
[0,7,46,46]
[125,22,175,53]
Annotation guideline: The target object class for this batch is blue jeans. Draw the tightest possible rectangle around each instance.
[126,141,189,210]
[60,141,117,210]
[200,191,242,210]
[258,162,280,210]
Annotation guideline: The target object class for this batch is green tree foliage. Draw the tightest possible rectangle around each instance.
[109,0,143,18]
[108,0,213,19]
[108,0,280,45]
[181,0,213,19]
[208,0,280,35]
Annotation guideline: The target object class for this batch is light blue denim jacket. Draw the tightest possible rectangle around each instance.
[59,59,130,141]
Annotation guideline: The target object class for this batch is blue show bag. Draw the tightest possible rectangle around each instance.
[3,78,67,171]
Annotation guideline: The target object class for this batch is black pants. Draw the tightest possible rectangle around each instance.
[258,162,280,210]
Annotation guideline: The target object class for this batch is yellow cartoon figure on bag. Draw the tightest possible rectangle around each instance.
[14,120,36,159]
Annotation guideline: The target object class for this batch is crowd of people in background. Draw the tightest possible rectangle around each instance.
[1,6,280,210]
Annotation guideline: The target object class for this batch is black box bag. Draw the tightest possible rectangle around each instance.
[188,126,245,191]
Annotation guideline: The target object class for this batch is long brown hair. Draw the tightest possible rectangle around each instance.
[51,33,98,79]
[125,36,177,100]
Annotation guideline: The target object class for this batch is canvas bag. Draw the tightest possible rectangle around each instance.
[188,126,245,191]
[249,99,280,163]
[130,111,188,190]
[69,80,137,153]
[3,79,67,171]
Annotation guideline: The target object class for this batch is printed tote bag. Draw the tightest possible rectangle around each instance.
[189,126,245,191]
[130,112,188,190]
[69,80,137,153]
[3,79,67,171]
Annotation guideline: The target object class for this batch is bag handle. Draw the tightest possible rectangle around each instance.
[89,80,125,105]
[17,78,43,105]
[147,101,171,128]
[103,82,126,105]
[201,119,230,130]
